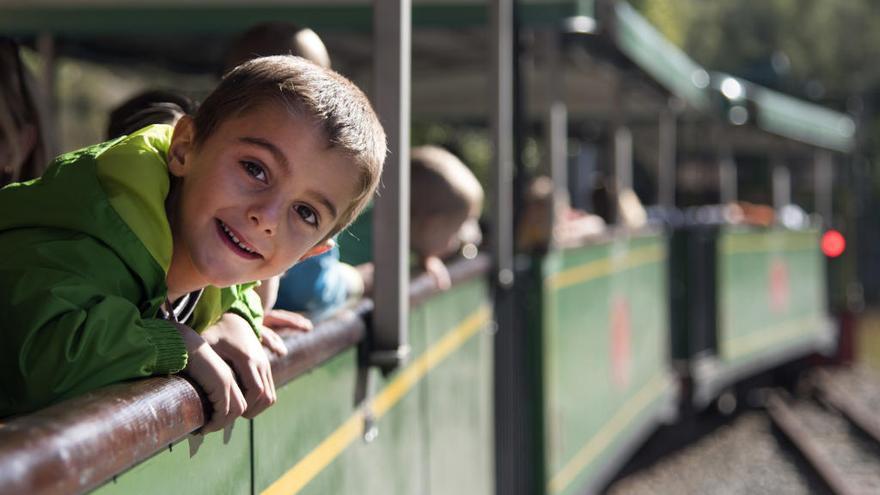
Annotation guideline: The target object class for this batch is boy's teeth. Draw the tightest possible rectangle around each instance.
[221,222,255,254]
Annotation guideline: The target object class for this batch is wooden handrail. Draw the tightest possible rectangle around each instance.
[0,376,206,495]
[358,252,492,307]
[0,303,370,495]
[271,299,370,386]
[0,254,492,495]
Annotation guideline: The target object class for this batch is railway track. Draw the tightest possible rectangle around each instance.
[766,383,880,495]
[608,366,880,494]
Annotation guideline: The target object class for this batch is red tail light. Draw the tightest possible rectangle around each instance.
[821,229,846,258]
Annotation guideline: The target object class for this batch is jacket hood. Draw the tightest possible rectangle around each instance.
[0,127,174,299]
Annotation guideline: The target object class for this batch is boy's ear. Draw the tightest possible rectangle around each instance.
[298,239,335,262]
[167,116,195,178]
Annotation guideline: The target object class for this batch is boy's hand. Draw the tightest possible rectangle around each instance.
[202,313,276,419]
[422,255,452,291]
[263,309,313,333]
[260,310,313,356]
[174,323,247,433]
[259,326,288,357]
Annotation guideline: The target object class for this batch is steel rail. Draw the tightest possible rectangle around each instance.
[815,369,880,448]
[765,391,858,495]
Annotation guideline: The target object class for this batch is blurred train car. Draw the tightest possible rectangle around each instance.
[0,1,856,495]
[671,74,853,409]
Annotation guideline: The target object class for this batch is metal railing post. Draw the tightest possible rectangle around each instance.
[544,30,568,237]
[814,150,833,226]
[772,161,791,211]
[658,105,677,208]
[491,0,515,290]
[371,0,411,370]
[719,152,738,204]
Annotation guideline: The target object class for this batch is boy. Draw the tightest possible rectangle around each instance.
[340,145,483,290]
[221,21,356,319]
[0,56,386,430]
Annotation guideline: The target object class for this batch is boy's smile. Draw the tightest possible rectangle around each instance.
[216,219,262,259]
[164,103,359,299]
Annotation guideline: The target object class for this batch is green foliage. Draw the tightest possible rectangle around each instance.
[637,0,880,101]
[631,0,693,47]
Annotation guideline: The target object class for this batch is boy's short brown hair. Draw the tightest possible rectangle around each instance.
[193,55,386,239]
[410,145,483,223]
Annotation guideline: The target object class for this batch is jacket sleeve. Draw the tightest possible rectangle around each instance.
[0,232,187,417]
[221,283,265,339]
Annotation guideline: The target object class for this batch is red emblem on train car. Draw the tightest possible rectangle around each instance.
[769,257,790,313]
[610,296,632,388]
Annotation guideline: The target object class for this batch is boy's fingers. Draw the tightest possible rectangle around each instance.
[263,309,313,332]
[261,327,288,356]
[257,364,276,410]
[228,381,247,420]
[424,256,452,291]
[210,371,247,431]
[240,363,266,414]
[429,267,451,291]
[203,389,231,433]
[266,366,277,404]
[262,366,276,405]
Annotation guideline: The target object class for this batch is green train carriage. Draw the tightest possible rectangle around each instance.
[670,73,853,409]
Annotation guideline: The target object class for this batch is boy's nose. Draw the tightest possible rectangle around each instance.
[249,203,280,236]
[250,213,274,235]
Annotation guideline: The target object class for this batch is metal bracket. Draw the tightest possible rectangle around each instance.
[369,345,411,373]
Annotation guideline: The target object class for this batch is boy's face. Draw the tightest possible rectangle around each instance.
[167,104,358,289]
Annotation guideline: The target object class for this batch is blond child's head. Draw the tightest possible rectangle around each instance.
[166,55,385,291]
[409,145,483,259]
[223,22,331,73]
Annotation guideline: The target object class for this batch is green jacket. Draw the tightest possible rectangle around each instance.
[0,125,263,417]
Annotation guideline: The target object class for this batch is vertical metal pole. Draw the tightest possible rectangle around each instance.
[814,150,833,226]
[772,162,791,212]
[609,78,626,224]
[371,0,411,369]
[493,0,539,494]
[715,120,736,205]
[614,126,633,192]
[719,152,738,204]
[658,105,677,208]
[491,0,515,289]
[543,30,568,240]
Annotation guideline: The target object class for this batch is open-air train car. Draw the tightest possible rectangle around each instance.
[0,1,856,495]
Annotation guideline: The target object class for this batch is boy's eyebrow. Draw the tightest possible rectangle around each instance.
[307,190,339,220]
[239,136,338,220]
[240,137,288,169]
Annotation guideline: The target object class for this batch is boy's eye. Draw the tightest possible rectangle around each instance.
[295,204,319,227]
[242,161,267,182]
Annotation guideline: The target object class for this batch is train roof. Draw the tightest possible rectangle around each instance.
[710,73,856,153]
[0,0,709,114]
[0,0,855,151]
